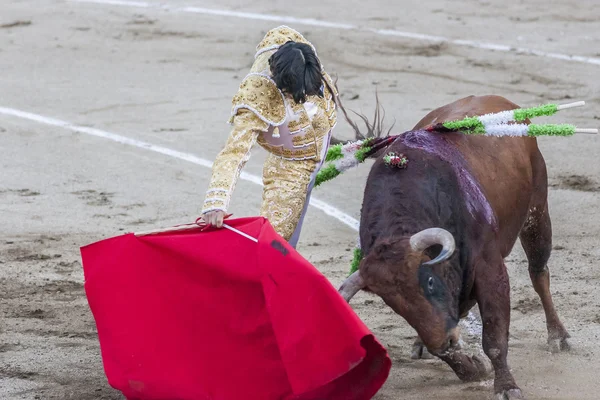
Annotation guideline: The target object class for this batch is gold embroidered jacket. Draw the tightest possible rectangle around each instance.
[202,26,338,214]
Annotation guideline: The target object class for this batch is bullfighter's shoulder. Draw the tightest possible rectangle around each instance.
[229,73,287,126]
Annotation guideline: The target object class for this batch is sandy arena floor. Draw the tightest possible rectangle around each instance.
[1,0,600,398]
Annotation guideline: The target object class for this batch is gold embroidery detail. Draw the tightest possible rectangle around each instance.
[291,132,316,147]
[257,142,282,154]
[258,140,318,160]
[205,191,228,200]
[250,52,271,74]
[202,110,268,214]
[284,101,309,133]
[260,153,318,240]
[311,112,330,136]
[291,101,305,112]
[288,113,311,133]
[230,74,286,126]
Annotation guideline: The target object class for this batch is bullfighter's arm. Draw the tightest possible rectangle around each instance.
[201,109,269,214]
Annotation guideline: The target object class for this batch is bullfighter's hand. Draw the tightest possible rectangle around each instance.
[202,210,226,228]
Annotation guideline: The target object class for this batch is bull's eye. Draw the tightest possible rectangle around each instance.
[427,277,434,292]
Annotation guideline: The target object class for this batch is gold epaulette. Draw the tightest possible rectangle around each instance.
[229,74,287,126]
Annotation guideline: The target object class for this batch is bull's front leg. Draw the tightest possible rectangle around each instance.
[476,259,522,400]
[438,351,490,382]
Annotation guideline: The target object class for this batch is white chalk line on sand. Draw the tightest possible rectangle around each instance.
[71,0,600,67]
[0,106,360,231]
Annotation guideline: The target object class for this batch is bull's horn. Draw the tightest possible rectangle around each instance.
[409,228,455,266]
[338,271,365,303]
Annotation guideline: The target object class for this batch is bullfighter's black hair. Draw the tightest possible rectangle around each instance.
[269,41,323,104]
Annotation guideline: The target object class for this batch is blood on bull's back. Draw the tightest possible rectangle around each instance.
[413,95,542,256]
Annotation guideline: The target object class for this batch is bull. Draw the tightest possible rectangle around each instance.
[338,95,570,399]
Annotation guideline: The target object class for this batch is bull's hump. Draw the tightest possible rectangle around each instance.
[399,130,498,231]
[413,95,519,129]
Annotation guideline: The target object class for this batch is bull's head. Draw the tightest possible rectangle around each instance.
[339,228,459,356]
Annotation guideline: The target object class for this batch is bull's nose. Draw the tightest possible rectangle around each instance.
[447,327,461,349]
[448,337,457,348]
[430,340,452,357]
[443,339,454,353]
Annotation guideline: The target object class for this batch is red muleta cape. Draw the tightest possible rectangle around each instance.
[81,217,390,400]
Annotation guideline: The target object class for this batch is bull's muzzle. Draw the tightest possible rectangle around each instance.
[430,326,461,357]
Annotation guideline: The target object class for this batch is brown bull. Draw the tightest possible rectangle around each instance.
[339,95,570,399]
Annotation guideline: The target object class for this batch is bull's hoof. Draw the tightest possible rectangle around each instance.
[444,353,491,382]
[410,342,433,359]
[454,354,492,382]
[495,388,524,400]
[472,355,492,380]
[548,337,571,353]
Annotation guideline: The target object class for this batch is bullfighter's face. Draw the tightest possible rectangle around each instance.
[361,239,460,356]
